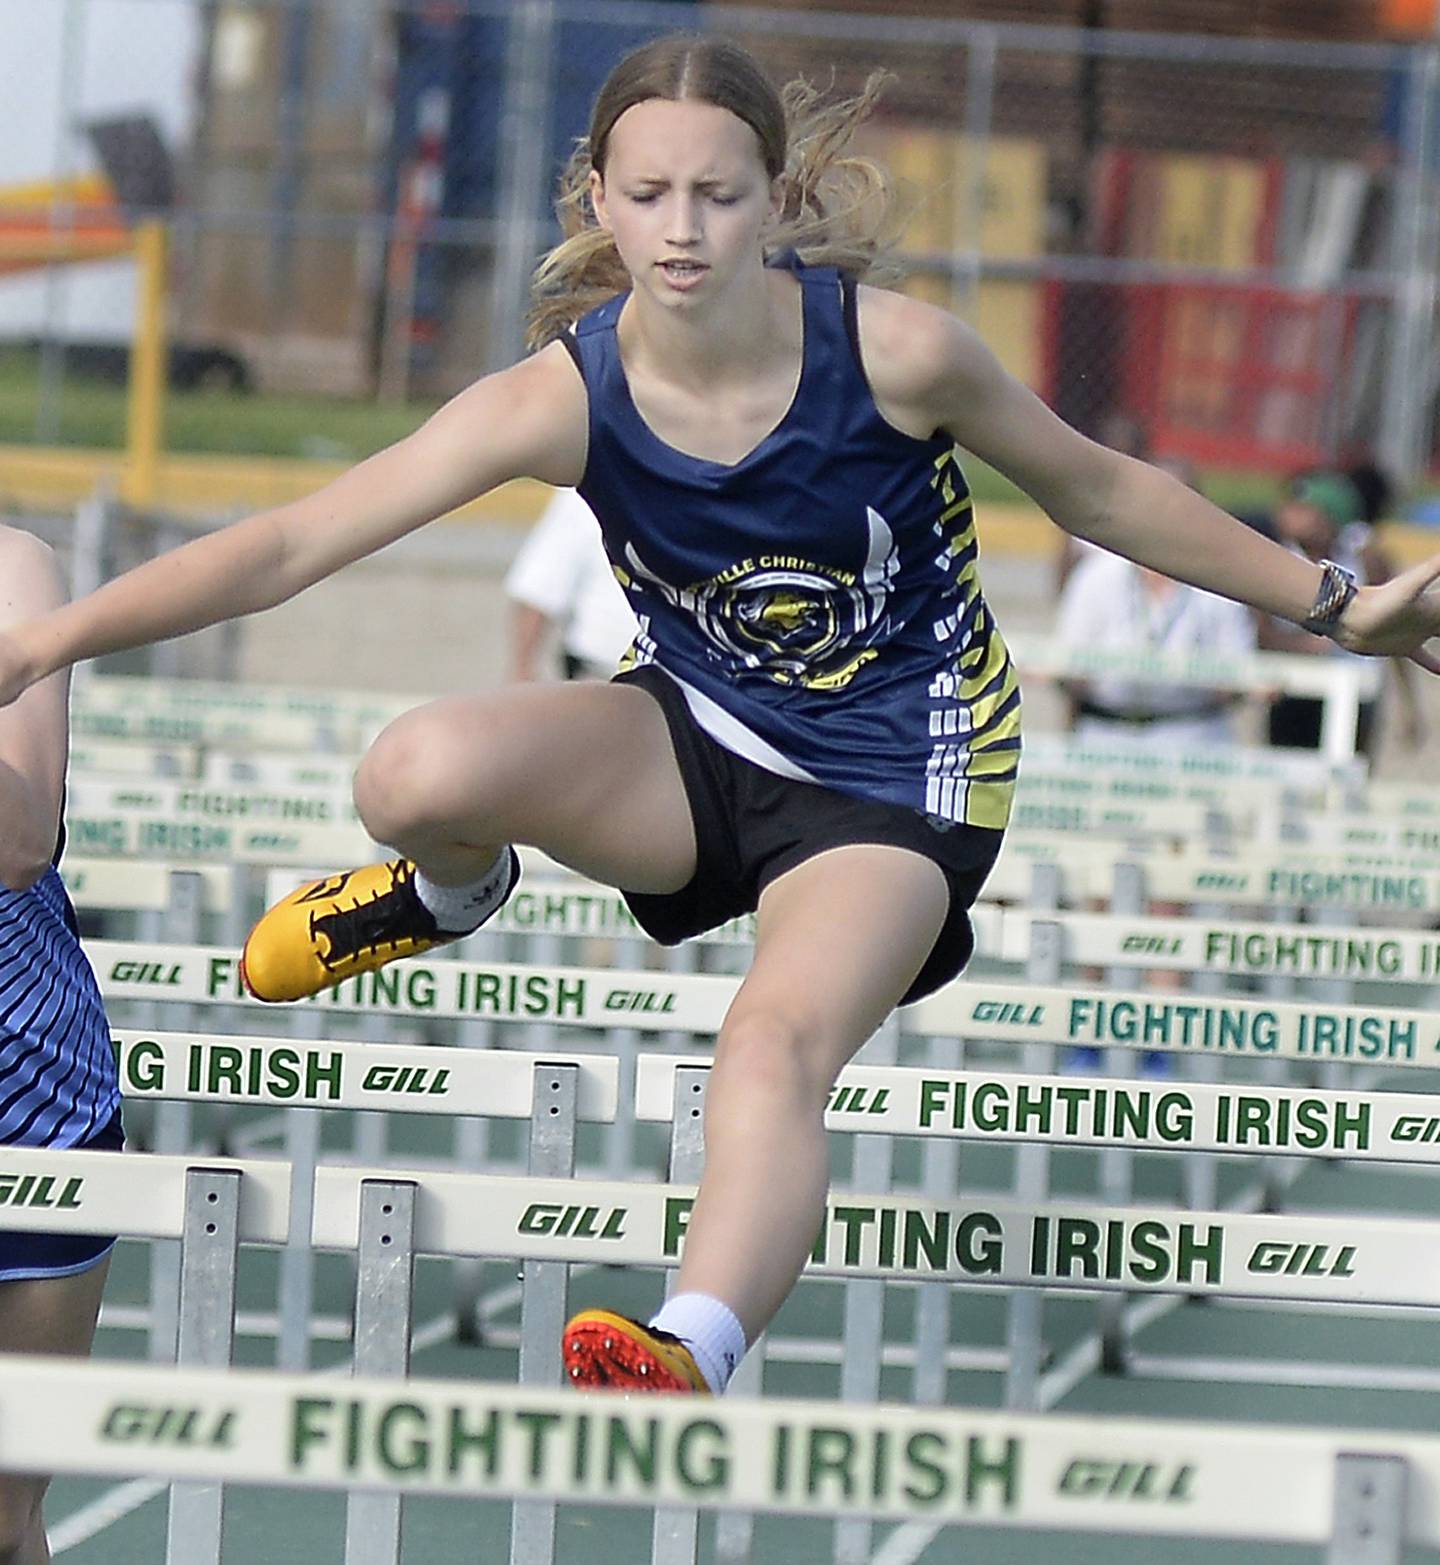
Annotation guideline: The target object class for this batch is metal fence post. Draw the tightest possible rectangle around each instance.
[955,25,999,311]
[487,0,557,372]
[1379,41,1440,487]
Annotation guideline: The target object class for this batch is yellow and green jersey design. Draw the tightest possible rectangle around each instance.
[569,263,1020,831]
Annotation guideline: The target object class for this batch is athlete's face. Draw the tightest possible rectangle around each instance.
[591,98,782,307]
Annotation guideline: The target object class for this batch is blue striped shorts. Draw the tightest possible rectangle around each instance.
[0,1111,125,1283]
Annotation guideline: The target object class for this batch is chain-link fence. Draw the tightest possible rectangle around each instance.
[3,0,1438,483]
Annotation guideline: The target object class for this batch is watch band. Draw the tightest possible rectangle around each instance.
[1301,559,1358,637]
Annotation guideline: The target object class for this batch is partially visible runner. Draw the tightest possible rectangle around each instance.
[0,525,122,1563]
[1,39,1438,1402]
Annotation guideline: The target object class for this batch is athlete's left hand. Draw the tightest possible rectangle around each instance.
[1336,550,1440,672]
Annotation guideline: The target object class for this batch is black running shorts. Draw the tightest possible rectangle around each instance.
[615,664,1004,1005]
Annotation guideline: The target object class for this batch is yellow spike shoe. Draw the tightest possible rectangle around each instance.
[240,854,517,1003]
[562,1309,710,1393]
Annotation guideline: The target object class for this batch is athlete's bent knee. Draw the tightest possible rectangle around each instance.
[712,1009,834,1112]
[354,711,488,845]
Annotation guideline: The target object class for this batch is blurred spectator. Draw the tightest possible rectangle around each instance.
[1055,458,1257,1078]
[504,487,638,681]
[1259,468,1423,757]
[1055,458,1259,747]
[1345,459,1394,527]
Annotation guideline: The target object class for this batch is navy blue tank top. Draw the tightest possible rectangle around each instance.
[567,263,1020,829]
[0,827,119,1147]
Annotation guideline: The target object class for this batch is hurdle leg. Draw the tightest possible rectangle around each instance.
[913,1034,963,1408]
[1005,888,1061,1409]
[1181,904,1229,1213]
[834,1016,900,1565]
[511,1063,578,1565]
[278,1011,325,1372]
[704,958,764,1565]
[148,871,205,1361]
[1313,905,1356,1092]
[1259,905,1299,1213]
[345,1180,419,1565]
[165,1167,240,1565]
[602,937,646,1180]
[451,926,508,1343]
[1328,1453,1406,1564]
[1096,861,1144,1375]
[653,1063,709,1565]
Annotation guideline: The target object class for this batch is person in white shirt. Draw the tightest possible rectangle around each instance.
[504,487,638,681]
[1056,551,1258,748]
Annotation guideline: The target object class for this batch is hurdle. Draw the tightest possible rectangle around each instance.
[83,1037,1440,1562]
[138,1036,620,1378]
[1006,633,1383,764]
[63,774,1440,918]
[50,932,1440,1558]
[91,921,1440,1398]
[68,737,204,780]
[111,1016,1440,1376]
[74,636,1379,763]
[66,774,362,830]
[73,670,408,722]
[3,1353,1431,1559]
[68,702,361,755]
[2,1057,616,1563]
[0,1142,288,1561]
[89,928,1440,1058]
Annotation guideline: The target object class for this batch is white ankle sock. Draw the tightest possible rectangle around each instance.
[413,849,514,934]
[648,1292,747,1394]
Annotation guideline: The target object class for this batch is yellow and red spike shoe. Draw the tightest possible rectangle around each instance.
[562,1309,710,1394]
[240,859,449,1003]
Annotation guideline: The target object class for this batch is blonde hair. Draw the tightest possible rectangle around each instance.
[526,35,898,349]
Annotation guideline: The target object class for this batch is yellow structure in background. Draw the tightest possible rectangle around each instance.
[0,173,170,508]
[862,126,1046,390]
[121,222,169,508]
[1152,156,1267,271]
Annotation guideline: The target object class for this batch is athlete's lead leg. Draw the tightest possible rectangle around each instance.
[678,844,948,1335]
[241,681,697,1001]
[564,843,949,1389]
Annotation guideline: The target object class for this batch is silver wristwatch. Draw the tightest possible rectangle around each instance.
[1301,559,1358,638]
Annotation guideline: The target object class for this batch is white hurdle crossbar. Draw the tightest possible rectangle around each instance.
[94,940,1440,1075]
[0,1355,1429,1557]
[308,1165,1440,1311]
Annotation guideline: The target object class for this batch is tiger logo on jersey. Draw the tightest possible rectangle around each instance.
[622,508,899,691]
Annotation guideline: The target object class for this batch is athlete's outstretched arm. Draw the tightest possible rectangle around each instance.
[857,288,1440,665]
[0,344,587,706]
[0,528,71,888]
